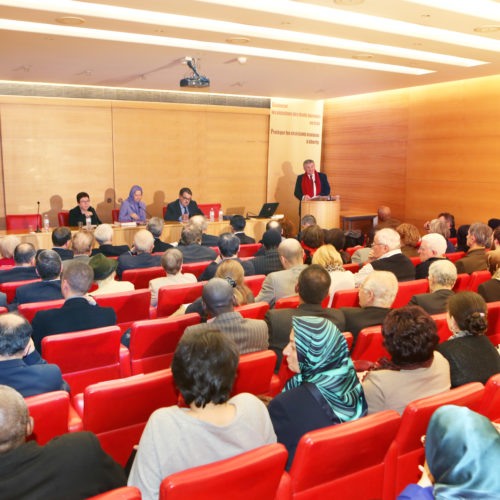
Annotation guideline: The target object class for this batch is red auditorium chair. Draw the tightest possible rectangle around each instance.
[6,214,42,230]
[409,257,421,266]
[331,288,359,308]
[77,369,179,466]
[385,382,485,499]
[18,298,65,323]
[467,270,491,292]
[275,296,300,310]
[57,211,69,226]
[453,273,470,292]
[234,301,270,320]
[0,278,41,303]
[486,301,500,346]
[197,203,221,218]
[181,261,212,279]
[346,246,362,256]
[243,274,265,296]
[232,350,279,397]
[449,237,457,246]
[391,279,429,308]
[343,263,360,273]
[351,326,388,362]
[445,251,466,263]
[121,266,165,289]
[112,209,120,222]
[159,443,288,500]
[479,373,500,422]
[0,307,7,315]
[287,410,401,500]
[157,281,206,317]
[239,243,262,257]
[42,326,129,395]
[88,486,142,500]
[25,390,83,445]
[430,313,453,343]
[129,313,200,375]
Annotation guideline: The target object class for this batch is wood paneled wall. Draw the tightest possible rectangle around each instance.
[322,74,500,230]
[0,96,269,227]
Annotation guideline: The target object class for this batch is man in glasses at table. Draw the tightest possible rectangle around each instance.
[164,187,204,222]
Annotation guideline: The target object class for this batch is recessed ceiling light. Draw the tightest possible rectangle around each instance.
[404,0,500,22]
[226,37,250,44]
[335,0,364,5]
[55,16,84,25]
[352,53,373,60]
[474,25,500,33]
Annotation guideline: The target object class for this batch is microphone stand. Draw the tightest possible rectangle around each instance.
[35,201,41,233]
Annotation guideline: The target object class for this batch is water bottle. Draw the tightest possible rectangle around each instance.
[218,209,223,222]
[43,214,50,232]
[209,208,215,222]
[86,214,92,229]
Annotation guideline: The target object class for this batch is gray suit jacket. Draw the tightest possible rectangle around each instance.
[409,289,454,315]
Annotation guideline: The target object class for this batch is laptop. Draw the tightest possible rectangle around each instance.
[250,202,279,219]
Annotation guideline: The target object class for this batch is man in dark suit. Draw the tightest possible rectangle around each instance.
[254,220,283,257]
[189,215,219,246]
[230,215,255,244]
[0,313,67,397]
[116,229,162,278]
[341,270,398,347]
[51,227,73,261]
[0,243,38,284]
[31,260,116,352]
[251,229,283,276]
[164,187,204,222]
[294,159,331,201]
[266,265,345,371]
[177,225,218,264]
[91,224,130,257]
[198,232,255,281]
[410,259,456,315]
[455,222,491,274]
[10,250,63,308]
[415,233,448,280]
[146,217,173,253]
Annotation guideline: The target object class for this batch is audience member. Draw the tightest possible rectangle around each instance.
[323,228,351,264]
[0,243,37,284]
[265,265,345,371]
[362,306,450,415]
[164,187,204,222]
[31,261,116,352]
[0,314,67,397]
[438,212,457,238]
[436,292,500,388]
[397,223,420,258]
[455,222,491,274]
[0,235,20,266]
[301,224,324,264]
[409,260,456,315]
[148,248,196,307]
[415,233,448,279]
[252,229,283,275]
[456,224,470,252]
[375,205,400,229]
[254,220,283,256]
[280,217,296,239]
[146,217,172,253]
[341,271,398,346]
[89,253,134,296]
[478,249,500,302]
[177,225,218,263]
[297,214,316,240]
[51,227,73,261]
[351,228,374,265]
[230,215,255,244]
[492,227,500,250]
[268,316,366,470]
[256,239,307,308]
[62,230,93,269]
[188,215,219,246]
[0,385,126,499]
[312,245,355,307]
[68,191,101,226]
[354,228,415,286]
[116,229,161,278]
[128,329,275,500]
[119,185,146,223]
[488,218,500,231]
[428,218,456,253]
[91,223,130,257]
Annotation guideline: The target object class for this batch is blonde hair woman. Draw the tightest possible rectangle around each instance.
[215,259,254,306]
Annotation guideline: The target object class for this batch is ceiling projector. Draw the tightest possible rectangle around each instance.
[180,58,210,88]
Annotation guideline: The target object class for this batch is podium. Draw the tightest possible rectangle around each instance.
[301,199,340,229]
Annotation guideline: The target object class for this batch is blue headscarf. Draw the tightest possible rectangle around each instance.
[284,316,366,423]
[127,185,144,211]
[427,405,500,499]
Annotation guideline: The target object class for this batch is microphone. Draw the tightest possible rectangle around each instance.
[35,201,41,233]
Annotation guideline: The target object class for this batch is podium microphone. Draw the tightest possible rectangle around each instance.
[35,201,41,233]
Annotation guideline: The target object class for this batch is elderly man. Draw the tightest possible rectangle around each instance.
[409,260,456,315]
[149,248,197,306]
[415,233,448,279]
[62,231,94,270]
[374,206,400,229]
[0,385,126,498]
[177,225,218,263]
[31,261,116,352]
[252,229,284,276]
[164,187,204,222]
[198,232,255,281]
[256,238,307,308]
[230,215,255,244]
[51,227,73,261]
[294,159,331,201]
[91,224,130,257]
[265,265,345,371]
[0,314,67,397]
[116,229,162,278]
[147,217,173,253]
[0,243,37,284]
[455,222,492,274]
[188,215,219,246]
[354,227,415,287]
[183,278,268,355]
[341,271,398,346]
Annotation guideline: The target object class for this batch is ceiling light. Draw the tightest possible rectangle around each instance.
[0,0,486,67]
[352,54,373,60]
[403,0,500,22]
[474,25,500,33]
[55,16,84,25]
[0,18,433,74]
[226,37,250,44]
[335,0,364,4]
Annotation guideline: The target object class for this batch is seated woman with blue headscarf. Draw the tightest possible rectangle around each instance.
[268,316,367,470]
[119,185,146,222]
[397,405,500,500]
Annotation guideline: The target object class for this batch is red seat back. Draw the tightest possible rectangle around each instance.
[129,313,201,375]
[289,411,401,500]
[42,326,123,395]
[331,288,359,308]
[346,246,362,256]
[431,313,453,343]
[342,331,354,351]
[83,369,178,466]
[197,203,221,218]
[479,373,500,421]
[409,256,421,266]
[445,251,466,263]
[18,299,65,323]
[94,289,151,329]
[58,211,69,226]
[453,273,470,292]
[275,296,300,310]
[157,281,206,317]
[343,263,360,273]
[486,301,500,346]
[6,214,42,230]
[234,301,270,320]
[231,350,277,397]
[467,270,492,292]
[111,209,120,222]
[243,274,265,296]
[0,278,41,303]
[351,326,388,362]
[87,487,142,500]
[159,443,288,500]
[121,266,165,289]
[238,243,262,257]
[392,279,429,308]
[181,261,212,279]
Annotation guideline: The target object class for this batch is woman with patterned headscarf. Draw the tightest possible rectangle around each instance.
[118,185,146,222]
[268,316,366,470]
[397,405,500,499]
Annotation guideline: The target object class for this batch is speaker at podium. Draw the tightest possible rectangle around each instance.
[301,197,340,229]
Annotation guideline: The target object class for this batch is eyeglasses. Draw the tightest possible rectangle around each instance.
[371,242,385,248]
[181,196,191,202]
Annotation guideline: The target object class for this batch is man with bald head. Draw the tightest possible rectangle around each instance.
[183,278,268,355]
[0,385,126,498]
[0,243,37,284]
[116,229,162,278]
[375,206,400,229]
[256,238,307,308]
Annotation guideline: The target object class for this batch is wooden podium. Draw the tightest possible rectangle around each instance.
[301,199,340,229]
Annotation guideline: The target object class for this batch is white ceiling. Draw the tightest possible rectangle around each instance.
[2,0,500,99]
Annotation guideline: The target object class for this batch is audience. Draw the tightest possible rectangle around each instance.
[177,225,218,263]
[397,223,420,258]
[252,229,283,275]
[438,212,457,238]
[128,329,276,500]
[0,235,20,266]
[415,233,448,279]
[455,222,491,274]
[436,292,500,387]
[230,215,255,244]
[62,231,93,269]
[89,253,134,296]
[91,224,130,257]
[375,205,400,229]
[492,226,500,250]
[268,316,366,470]
[409,259,456,315]
[254,220,283,256]
[301,224,324,264]
[51,227,73,261]
[362,306,450,415]
[0,243,37,284]
[146,217,172,253]
[478,249,500,302]
[323,228,352,264]
[351,228,374,265]
[116,229,161,278]
[214,259,255,306]
[0,385,126,499]
[455,224,470,252]
[428,218,456,253]
[188,215,219,246]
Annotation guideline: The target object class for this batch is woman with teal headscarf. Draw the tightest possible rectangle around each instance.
[397,405,500,499]
[268,316,367,470]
